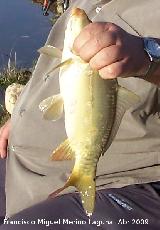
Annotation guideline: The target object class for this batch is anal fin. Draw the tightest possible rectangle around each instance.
[51,139,75,161]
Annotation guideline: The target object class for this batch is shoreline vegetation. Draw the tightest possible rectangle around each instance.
[0,62,32,126]
[32,0,64,18]
[0,1,62,126]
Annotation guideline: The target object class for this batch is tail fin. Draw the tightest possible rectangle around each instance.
[76,174,96,217]
[49,167,96,217]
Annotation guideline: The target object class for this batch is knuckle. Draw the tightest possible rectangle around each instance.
[113,63,126,77]
[93,36,103,50]
[87,22,107,36]
[99,69,115,79]
[110,65,121,77]
[124,56,131,65]
[106,64,124,78]
[89,58,99,70]
[79,49,90,62]
[98,30,117,46]
[86,23,98,35]
[107,31,117,43]
[108,67,119,78]
[90,22,105,30]
[106,22,119,32]
[89,50,107,70]
[98,69,106,79]
[102,50,112,64]
[113,44,123,56]
[73,31,92,53]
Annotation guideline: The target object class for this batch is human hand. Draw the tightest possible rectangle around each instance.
[73,22,150,79]
[0,119,11,159]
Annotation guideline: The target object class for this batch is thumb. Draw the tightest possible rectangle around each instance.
[0,137,8,159]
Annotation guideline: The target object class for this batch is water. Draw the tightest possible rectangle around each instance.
[0,0,52,69]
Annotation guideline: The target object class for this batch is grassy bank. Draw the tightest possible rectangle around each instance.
[0,1,62,126]
[0,64,31,126]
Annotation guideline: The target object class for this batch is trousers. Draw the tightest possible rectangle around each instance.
[0,182,160,230]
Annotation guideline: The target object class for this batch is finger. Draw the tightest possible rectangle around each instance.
[73,22,111,53]
[1,120,11,139]
[0,125,5,136]
[0,138,8,159]
[99,58,129,79]
[89,45,124,70]
[0,120,11,159]
[77,31,117,62]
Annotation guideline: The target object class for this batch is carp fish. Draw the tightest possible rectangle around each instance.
[39,8,139,216]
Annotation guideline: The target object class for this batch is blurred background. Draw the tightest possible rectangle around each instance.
[0,1,53,221]
[0,0,52,69]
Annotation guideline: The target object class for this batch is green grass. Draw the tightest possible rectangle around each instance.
[0,1,62,127]
[0,66,31,90]
[0,64,31,126]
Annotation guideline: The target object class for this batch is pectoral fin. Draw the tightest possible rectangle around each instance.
[38,45,62,59]
[38,45,73,75]
[102,86,140,154]
[39,94,64,121]
[47,58,73,75]
[50,139,75,161]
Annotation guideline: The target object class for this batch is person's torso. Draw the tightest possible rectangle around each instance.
[6,0,160,217]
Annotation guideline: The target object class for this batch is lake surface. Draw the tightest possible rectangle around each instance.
[0,0,52,69]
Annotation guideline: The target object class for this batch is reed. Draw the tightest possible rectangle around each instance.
[0,55,31,126]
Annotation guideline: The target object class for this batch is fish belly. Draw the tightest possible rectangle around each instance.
[60,60,118,161]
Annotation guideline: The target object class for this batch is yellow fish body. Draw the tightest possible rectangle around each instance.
[39,8,139,216]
